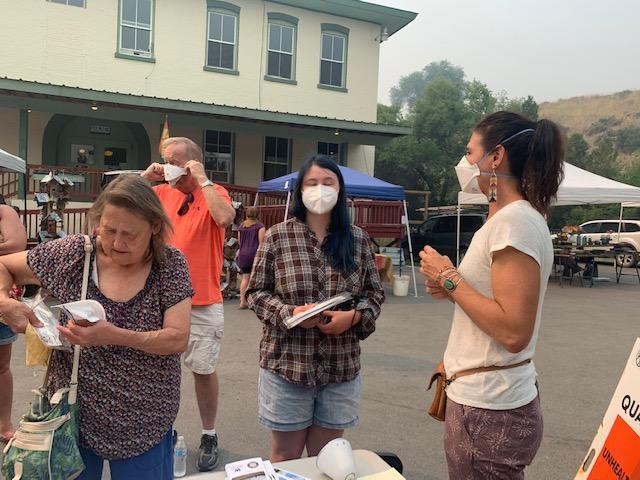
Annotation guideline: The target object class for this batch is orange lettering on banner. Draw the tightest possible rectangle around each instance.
[588,415,640,480]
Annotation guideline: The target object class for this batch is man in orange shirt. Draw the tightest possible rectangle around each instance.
[142,137,235,471]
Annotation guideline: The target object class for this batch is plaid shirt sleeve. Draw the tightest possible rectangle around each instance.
[246,229,294,332]
[353,230,385,340]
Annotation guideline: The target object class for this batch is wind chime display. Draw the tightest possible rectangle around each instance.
[35,171,73,243]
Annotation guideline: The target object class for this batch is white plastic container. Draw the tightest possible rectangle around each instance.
[174,435,187,477]
[393,274,410,296]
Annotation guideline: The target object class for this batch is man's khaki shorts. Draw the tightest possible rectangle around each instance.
[183,303,224,375]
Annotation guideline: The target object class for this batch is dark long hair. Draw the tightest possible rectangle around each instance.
[291,155,356,273]
[474,111,565,214]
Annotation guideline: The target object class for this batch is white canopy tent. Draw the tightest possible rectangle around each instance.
[456,163,640,264]
[0,148,27,213]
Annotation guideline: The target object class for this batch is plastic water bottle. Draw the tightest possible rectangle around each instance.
[174,435,187,477]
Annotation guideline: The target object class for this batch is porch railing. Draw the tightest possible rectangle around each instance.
[17,165,405,243]
[21,208,89,242]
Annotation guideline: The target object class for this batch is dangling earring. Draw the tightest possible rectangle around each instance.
[489,164,498,202]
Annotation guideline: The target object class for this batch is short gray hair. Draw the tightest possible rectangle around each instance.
[162,137,203,162]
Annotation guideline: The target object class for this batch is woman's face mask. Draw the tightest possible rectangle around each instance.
[456,128,534,195]
[455,153,495,195]
[302,185,339,215]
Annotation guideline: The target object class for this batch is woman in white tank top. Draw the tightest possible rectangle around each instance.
[420,111,565,479]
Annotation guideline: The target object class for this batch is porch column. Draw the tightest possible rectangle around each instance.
[18,108,29,199]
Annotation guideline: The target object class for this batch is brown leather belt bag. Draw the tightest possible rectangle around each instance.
[427,359,532,421]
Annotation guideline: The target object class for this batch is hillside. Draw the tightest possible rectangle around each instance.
[539,90,640,162]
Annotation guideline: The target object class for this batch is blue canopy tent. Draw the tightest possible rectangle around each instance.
[256,166,418,297]
[258,165,405,201]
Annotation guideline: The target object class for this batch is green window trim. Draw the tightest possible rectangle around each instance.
[319,29,348,90]
[204,66,239,75]
[205,3,240,74]
[321,23,350,36]
[117,0,156,58]
[267,12,299,26]
[264,75,297,85]
[317,83,348,93]
[266,13,298,82]
[114,51,156,63]
[207,0,240,14]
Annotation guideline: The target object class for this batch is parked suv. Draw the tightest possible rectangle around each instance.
[579,220,640,267]
[403,213,486,262]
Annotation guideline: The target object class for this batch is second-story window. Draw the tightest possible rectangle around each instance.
[49,0,85,6]
[266,13,297,82]
[319,25,349,89]
[206,3,239,72]
[120,0,153,56]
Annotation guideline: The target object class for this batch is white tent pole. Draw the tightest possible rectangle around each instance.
[284,190,291,220]
[456,201,462,267]
[253,192,259,207]
[403,200,419,298]
[617,203,624,243]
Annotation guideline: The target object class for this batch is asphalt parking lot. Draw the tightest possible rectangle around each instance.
[4,264,640,479]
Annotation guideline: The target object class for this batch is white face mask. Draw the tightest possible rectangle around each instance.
[302,185,339,215]
[454,155,485,195]
[163,164,187,186]
[456,128,535,195]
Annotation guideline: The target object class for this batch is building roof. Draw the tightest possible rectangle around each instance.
[270,0,417,36]
[0,77,410,138]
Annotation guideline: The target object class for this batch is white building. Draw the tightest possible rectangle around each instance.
[0,0,415,192]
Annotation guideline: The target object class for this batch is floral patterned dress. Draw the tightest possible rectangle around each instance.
[27,234,193,460]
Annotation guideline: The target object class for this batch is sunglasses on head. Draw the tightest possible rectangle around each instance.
[177,192,194,216]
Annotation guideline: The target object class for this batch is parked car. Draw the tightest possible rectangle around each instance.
[579,220,640,267]
[403,213,486,262]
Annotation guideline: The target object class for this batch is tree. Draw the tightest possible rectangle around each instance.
[495,93,539,121]
[376,103,405,126]
[587,138,619,179]
[464,80,497,123]
[390,60,465,111]
[413,79,470,152]
[564,133,590,169]
[623,157,640,187]
[520,95,539,121]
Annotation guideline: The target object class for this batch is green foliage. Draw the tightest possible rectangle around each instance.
[464,80,497,122]
[378,61,541,206]
[389,60,465,111]
[621,156,640,187]
[376,103,405,126]
[587,138,619,179]
[495,93,539,121]
[586,116,621,136]
[547,204,623,231]
[610,126,640,154]
[565,133,589,169]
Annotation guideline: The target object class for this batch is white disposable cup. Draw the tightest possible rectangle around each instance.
[316,438,357,480]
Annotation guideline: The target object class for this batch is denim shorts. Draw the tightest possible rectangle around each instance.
[258,368,362,432]
[0,322,17,346]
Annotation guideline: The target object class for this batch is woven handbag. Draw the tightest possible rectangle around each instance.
[2,235,93,479]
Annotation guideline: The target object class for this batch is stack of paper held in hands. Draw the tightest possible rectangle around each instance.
[284,293,354,329]
[53,299,106,325]
[21,295,107,349]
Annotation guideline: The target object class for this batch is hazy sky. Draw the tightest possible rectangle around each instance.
[376,0,640,105]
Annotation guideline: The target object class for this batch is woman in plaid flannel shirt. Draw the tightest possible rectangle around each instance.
[247,155,385,462]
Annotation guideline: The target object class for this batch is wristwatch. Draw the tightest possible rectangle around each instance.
[200,179,214,189]
[442,275,462,294]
